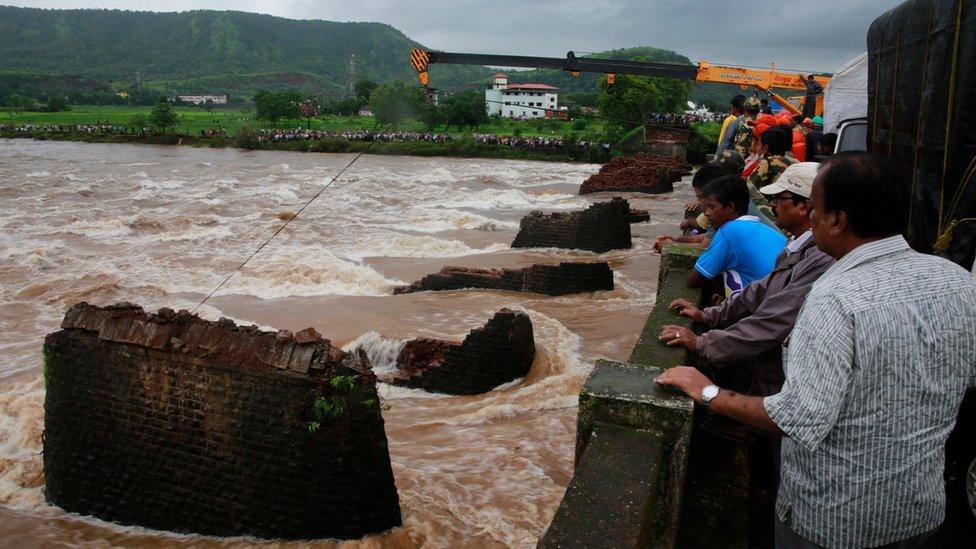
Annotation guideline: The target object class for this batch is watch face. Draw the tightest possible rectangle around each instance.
[703,385,719,400]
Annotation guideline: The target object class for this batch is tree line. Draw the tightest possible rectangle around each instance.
[253,79,491,131]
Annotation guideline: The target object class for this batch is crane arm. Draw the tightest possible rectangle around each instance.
[415,50,698,80]
[410,48,829,115]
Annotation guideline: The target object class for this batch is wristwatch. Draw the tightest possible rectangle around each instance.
[700,384,720,409]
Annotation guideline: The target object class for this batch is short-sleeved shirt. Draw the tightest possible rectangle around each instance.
[764,236,976,547]
[694,215,786,296]
[697,203,778,234]
[715,114,738,154]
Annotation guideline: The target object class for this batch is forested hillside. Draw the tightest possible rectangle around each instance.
[0,5,743,109]
[0,6,490,92]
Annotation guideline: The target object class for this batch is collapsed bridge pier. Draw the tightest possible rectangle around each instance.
[43,302,402,540]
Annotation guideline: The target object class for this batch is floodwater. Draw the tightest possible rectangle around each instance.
[0,139,691,547]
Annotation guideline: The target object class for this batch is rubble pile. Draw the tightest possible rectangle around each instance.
[578,153,692,195]
[629,209,651,223]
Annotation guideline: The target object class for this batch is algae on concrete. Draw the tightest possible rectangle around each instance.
[628,244,701,369]
[542,245,703,548]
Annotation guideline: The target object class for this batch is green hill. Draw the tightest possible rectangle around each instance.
[0,6,741,109]
[0,5,490,93]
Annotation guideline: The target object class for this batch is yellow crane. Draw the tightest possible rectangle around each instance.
[410,48,830,116]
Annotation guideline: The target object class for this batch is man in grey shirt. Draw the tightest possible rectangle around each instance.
[656,152,976,547]
[660,162,834,397]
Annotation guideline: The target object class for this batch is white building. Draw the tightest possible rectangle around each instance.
[176,94,227,105]
[485,73,558,119]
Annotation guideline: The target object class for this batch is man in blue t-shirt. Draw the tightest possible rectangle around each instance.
[687,175,786,297]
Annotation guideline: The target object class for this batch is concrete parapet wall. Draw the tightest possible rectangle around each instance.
[393,262,614,296]
[539,244,701,548]
[43,302,401,539]
[511,197,632,253]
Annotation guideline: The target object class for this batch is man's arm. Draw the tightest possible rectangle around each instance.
[686,269,710,288]
[700,268,771,329]
[688,229,730,287]
[698,253,833,364]
[659,289,854,449]
[655,366,783,435]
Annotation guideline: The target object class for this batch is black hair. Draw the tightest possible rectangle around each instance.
[731,95,746,111]
[691,163,726,189]
[746,104,760,115]
[701,175,749,215]
[791,114,805,125]
[760,98,769,105]
[761,126,791,155]
[817,152,909,238]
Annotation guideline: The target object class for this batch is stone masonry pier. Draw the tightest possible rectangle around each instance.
[43,302,401,540]
[512,197,632,253]
[393,262,614,296]
[387,309,535,395]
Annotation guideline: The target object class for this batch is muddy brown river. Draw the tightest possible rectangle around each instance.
[0,139,691,547]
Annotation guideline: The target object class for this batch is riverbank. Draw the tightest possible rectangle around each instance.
[1,130,614,163]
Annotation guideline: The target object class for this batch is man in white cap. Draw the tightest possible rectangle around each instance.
[657,162,834,535]
[660,162,833,397]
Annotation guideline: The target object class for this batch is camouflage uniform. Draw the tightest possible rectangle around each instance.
[710,149,745,177]
[733,97,762,156]
[748,153,798,220]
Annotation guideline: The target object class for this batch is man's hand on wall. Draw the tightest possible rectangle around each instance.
[654,365,710,403]
[668,298,704,323]
[659,324,697,352]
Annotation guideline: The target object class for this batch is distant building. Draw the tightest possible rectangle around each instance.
[425,88,439,106]
[485,73,558,119]
[358,106,374,117]
[177,94,227,105]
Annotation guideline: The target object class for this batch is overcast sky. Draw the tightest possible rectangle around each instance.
[6,0,904,72]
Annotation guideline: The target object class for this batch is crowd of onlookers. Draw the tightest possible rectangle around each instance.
[0,123,131,134]
[646,112,725,124]
[1,122,611,152]
[651,92,976,549]
[257,129,451,143]
[472,133,610,150]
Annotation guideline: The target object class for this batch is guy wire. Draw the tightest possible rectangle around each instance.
[190,125,392,314]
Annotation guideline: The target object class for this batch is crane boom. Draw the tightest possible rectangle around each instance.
[410,48,830,115]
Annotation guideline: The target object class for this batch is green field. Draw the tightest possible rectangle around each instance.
[1,105,607,140]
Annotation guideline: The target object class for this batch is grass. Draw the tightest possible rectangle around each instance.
[0,105,609,140]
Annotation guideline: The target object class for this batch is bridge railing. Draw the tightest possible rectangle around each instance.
[539,244,701,547]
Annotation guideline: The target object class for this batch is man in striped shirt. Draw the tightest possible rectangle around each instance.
[656,152,976,547]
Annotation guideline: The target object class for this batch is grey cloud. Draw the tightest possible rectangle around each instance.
[9,0,905,71]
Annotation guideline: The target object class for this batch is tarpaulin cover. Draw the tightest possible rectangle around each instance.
[868,0,976,268]
[824,53,868,133]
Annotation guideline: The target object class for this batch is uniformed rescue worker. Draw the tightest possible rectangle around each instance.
[733,97,762,157]
[747,126,797,222]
